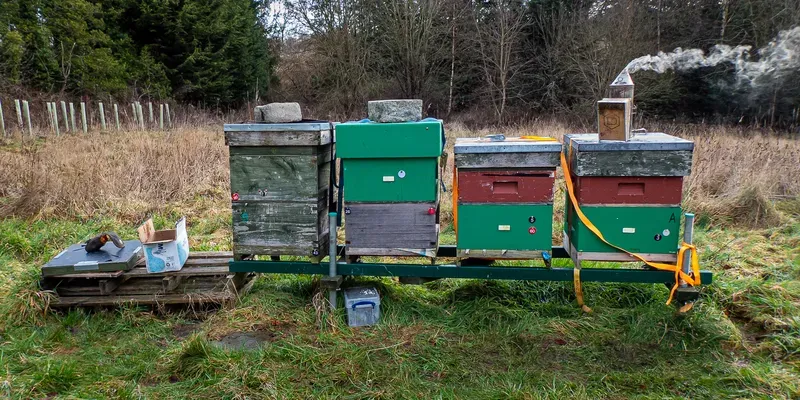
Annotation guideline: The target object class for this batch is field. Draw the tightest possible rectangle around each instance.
[0,122,799,399]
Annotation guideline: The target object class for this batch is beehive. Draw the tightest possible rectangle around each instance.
[336,120,444,256]
[224,122,332,259]
[454,138,562,259]
[563,132,693,262]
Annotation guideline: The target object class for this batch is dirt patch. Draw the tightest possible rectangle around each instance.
[212,330,278,351]
[172,323,201,340]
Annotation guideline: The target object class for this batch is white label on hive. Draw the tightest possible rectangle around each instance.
[622,227,636,234]
[662,229,670,237]
[383,176,395,182]
[498,225,511,231]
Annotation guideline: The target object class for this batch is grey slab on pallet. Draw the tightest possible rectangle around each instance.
[42,241,143,277]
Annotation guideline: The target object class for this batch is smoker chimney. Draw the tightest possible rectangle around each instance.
[609,69,634,100]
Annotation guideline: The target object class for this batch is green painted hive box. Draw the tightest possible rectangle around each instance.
[337,120,443,203]
[224,122,332,259]
[565,204,682,262]
[457,204,553,257]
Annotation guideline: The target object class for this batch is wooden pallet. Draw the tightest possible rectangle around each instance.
[41,252,255,308]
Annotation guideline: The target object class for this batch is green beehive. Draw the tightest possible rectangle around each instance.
[225,122,332,260]
[563,132,694,263]
[454,138,562,259]
[337,119,444,257]
[336,120,443,203]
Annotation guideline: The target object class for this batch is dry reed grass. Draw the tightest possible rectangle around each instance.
[1,120,797,228]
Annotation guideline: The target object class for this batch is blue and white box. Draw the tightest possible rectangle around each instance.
[137,217,189,274]
[344,287,381,327]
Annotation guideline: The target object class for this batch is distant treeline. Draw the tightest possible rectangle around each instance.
[278,0,800,128]
[0,0,275,107]
[1,1,799,128]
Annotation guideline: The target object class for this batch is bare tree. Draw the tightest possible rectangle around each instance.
[376,0,448,100]
[473,0,531,124]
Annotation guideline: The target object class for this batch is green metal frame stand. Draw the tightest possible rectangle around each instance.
[229,245,713,285]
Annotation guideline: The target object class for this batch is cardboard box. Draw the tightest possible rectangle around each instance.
[137,217,189,273]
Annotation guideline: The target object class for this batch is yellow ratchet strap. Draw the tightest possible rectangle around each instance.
[561,152,702,305]
[520,136,558,141]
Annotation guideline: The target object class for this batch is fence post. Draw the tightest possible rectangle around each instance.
[52,102,60,136]
[47,103,55,135]
[114,104,120,130]
[80,102,88,133]
[69,103,77,132]
[23,100,32,138]
[166,103,172,129]
[61,101,69,132]
[159,104,164,130]
[99,102,106,131]
[148,102,154,125]
[0,99,5,137]
[137,102,145,130]
[131,103,137,128]
[14,99,22,129]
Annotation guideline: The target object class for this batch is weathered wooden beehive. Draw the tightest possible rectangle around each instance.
[336,119,444,257]
[224,122,332,260]
[563,132,694,262]
[454,138,562,259]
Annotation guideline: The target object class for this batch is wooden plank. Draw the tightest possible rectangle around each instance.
[50,292,237,307]
[162,276,185,292]
[184,251,232,259]
[43,270,124,280]
[346,247,437,257]
[569,150,693,177]
[99,277,126,295]
[225,130,332,147]
[124,266,231,277]
[455,152,560,169]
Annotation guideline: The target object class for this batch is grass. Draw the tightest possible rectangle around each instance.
[0,123,798,398]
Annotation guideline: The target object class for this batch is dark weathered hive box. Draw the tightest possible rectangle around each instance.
[224,122,332,259]
[454,138,561,257]
[562,132,694,262]
[344,202,438,257]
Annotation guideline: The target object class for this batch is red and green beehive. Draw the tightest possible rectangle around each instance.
[563,132,694,262]
[454,137,562,259]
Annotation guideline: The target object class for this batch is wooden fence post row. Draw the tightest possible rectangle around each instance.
[0,99,175,138]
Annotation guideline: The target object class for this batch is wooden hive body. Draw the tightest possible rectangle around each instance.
[225,122,332,258]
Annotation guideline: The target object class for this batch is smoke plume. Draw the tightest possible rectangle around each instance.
[625,26,800,87]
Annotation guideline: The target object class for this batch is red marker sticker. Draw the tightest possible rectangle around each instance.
[427,207,436,215]
[232,193,240,201]
[528,227,537,235]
